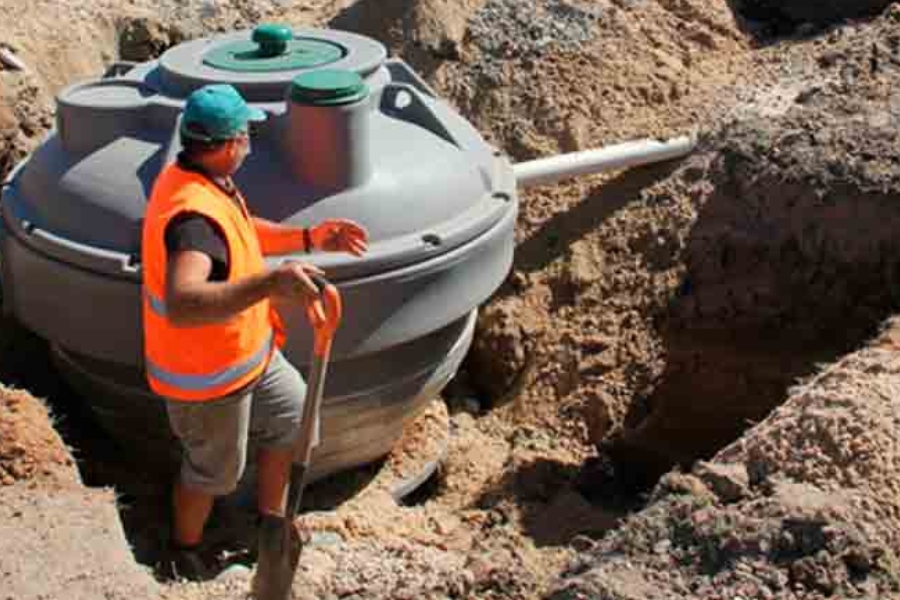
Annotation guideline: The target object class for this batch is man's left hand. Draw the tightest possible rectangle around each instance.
[309,219,368,256]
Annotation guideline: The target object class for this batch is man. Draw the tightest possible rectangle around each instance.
[141,83,367,579]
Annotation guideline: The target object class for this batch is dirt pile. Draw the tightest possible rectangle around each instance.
[0,0,124,185]
[437,0,747,159]
[605,6,900,477]
[550,320,900,600]
[0,483,162,599]
[118,15,189,62]
[0,384,162,599]
[331,0,486,62]
[454,2,756,478]
[0,71,53,184]
[0,385,77,487]
[447,0,759,463]
[466,0,900,482]
[545,7,900,599]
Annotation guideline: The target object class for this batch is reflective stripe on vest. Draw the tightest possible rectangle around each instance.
[145,332,273,393]
[145,289,168,317]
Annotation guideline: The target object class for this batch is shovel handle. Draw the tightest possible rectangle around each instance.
[306,274,342,357]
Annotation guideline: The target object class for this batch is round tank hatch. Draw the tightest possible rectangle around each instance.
[203,25,345,72]
[290,69,368,105]
[158,26,387,102]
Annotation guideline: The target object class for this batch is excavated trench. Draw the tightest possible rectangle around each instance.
[596,114,900,492]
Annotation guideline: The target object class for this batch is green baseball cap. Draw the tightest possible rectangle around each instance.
[180,84,266,142]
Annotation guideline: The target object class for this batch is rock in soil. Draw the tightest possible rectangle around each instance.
[693,461,749,504]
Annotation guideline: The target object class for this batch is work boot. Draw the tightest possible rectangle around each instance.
[157,542,216,582]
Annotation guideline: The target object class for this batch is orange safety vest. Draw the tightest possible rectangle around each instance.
[141,163,284,401]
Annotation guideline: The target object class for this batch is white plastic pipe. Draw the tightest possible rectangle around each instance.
[513,133,697,188]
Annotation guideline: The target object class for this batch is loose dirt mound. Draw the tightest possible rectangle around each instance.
[0,385,77,487]
[0,0,121,183]
[546,7,900,599]
[0,385,160,599]
[455,0,759,456]
[605,5,900,478]
[0,484,161,599]
[550,320,900,599]
[438,0,748,159]
[469,0,900,481]
[330,0,486,61]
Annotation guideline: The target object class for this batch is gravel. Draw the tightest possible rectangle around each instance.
[468,0,602,61]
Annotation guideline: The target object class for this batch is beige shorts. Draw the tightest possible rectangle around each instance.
[165,350,306,496]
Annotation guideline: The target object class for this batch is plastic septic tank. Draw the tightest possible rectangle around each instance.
[0,24,517,480]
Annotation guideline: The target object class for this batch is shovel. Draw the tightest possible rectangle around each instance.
[253,274,342,600]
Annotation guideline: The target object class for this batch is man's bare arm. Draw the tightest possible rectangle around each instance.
[165,250,320,327]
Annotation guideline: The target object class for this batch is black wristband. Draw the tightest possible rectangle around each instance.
[303,227,313,253]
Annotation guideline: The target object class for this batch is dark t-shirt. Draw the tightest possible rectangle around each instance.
[164,213,229,281]
[163,152,236,282]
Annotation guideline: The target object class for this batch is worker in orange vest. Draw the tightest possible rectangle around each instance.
[142,83,367,580]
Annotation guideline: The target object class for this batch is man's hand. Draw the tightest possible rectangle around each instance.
[309,219,368,256]
[268,261,324,304]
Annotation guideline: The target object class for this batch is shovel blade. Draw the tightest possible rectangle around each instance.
[253,515,302,600]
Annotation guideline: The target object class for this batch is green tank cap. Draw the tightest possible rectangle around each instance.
[252,24,292,57]
[203,27,345,72]
[290,69,369,106]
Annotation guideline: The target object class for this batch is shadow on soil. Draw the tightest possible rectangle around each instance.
[328,0,449,80]
[486,161,683,310]
[472,457,629,549]
[724,0,896,43]
[513,162,682,282]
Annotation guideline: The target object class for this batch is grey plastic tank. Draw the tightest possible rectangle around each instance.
[0,25,517,480]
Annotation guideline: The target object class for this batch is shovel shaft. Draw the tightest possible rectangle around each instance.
[286,350,329,520]
[285,463,308,523]
[293,351,330,474]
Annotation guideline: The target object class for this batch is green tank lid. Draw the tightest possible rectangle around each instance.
[252,24,292,57]
[203,25,345,72]
[290,69,369,106]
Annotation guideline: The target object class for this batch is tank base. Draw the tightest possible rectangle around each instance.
[50,310,476,482]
